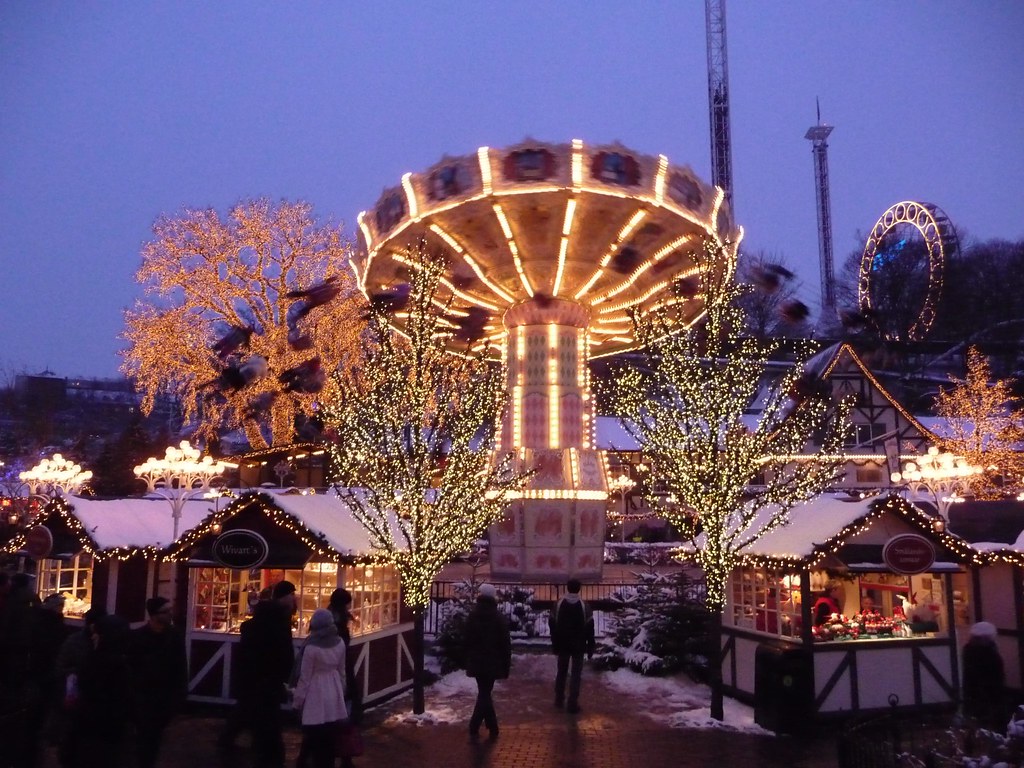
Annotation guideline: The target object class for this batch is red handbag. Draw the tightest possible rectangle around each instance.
[335,720,364,758]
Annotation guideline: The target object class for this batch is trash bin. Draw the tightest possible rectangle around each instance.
[754,642,814,734]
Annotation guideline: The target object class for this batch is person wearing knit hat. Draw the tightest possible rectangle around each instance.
[463,583,511,740]
[962,620,1006,729]
[293,608,349,767]
[477,583,496,600]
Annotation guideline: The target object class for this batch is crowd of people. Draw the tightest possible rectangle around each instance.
[0,571,187,768]
[0,572,362,768]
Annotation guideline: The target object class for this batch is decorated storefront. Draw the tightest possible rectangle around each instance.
[717,493,981,726]
[6,495,211,624]
[163,490,414,707]
[7,490,415,708]
[950,500,1024,696]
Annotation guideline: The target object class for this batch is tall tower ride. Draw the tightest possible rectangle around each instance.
[705,0,734,213]
[805,101,836,316]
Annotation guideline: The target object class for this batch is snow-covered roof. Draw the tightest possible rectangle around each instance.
[267,489,381,556]
[61,495,212,552]
[677,492,978,567]
[595,416,640,451]
[732,494,879,560]
[595,414,761,452]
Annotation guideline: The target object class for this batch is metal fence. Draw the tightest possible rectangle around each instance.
[426,577,705,638]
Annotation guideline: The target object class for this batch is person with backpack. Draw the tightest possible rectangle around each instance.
[549,579,594,714]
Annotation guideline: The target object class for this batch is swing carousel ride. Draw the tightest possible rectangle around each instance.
[352,139,739,579]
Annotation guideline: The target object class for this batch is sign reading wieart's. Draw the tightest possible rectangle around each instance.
[212,529,269,569]
[883,533,936,574]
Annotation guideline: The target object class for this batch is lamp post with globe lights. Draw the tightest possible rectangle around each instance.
[134,441,232,540]
[890,445,983,523]
[12,454,94,525]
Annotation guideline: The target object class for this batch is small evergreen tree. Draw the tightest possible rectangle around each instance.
[593,568,710,679]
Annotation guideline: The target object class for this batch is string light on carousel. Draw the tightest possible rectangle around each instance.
[890,445,982,525]
[353,138,738,579]
[134,441,233,540]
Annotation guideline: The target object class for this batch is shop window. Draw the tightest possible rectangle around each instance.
[344,564,401,636]
[189,562,401,637]
[192,567,262,632]
[728,567,801,640]
[37,553,93,617]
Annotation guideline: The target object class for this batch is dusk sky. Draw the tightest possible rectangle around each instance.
[2,2,1022,379]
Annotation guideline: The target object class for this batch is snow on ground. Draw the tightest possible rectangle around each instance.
[380,653,768,734]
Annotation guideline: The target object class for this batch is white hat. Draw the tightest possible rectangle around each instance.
[970,621,997,639]
[478,583,497,600]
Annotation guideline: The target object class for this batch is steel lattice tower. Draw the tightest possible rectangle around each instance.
[705,0,734,213]
[805,102,836,315]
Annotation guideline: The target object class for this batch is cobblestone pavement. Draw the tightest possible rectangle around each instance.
[38,654,842,768]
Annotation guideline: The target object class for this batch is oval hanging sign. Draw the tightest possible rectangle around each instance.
[212,529,269,570]
[883,533,936,574]
[24,525,54,559]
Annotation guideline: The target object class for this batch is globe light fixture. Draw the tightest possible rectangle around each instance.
[890,445,982,521]
[20,454,93,498]
[134,441,233,540]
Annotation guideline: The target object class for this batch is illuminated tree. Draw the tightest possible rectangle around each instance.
[934,346,1024,498]
[606,238,852,721]
[318,245,527,714]
[121,199,364,449]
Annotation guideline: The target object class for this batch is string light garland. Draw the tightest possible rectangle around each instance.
[605,237,855,613]
[163,491,379,565]
[318,244,530,611]
[683,494,983,571]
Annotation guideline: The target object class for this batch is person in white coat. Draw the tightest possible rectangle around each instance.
[292,608,348,768]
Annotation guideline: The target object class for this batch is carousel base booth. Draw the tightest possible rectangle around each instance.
[165,491,415,707]
[712,493,981,731]
[10,491,416,708]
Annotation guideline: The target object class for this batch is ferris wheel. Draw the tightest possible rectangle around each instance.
[857,201,959,341]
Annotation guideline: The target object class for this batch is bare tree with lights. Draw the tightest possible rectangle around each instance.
[318,245,527,714]
[606,238,852,721]
[934,346,1024,498]
[121,198,365,449]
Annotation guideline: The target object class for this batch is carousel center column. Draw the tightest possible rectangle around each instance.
[489,298,608,581]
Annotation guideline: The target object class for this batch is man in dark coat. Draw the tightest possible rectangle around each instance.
[463,583,511,740]
[68,614,132,768]
[962,621,1006,730]
[52,607,106,768]
[224,580,296,768]
[129,597,187,768]
[550,578,595,714]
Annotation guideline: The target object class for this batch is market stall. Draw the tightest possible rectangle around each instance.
[6,490,415,708]
[164,490,414,707]
[6,495,210,623]
[950,499,1024,695]
[716,493,981,727]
